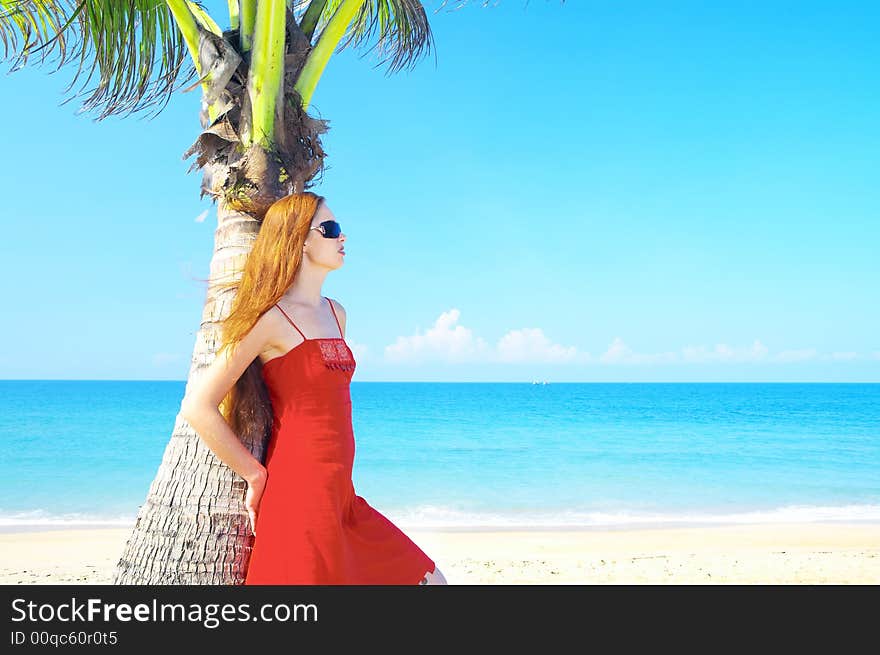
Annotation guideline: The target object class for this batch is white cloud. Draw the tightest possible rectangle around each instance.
[195,209,209,223]
[384,310,582,364]
[496,328,585,363]
[822,351,859,361]
[384,309,490,363]
[348,342,369,362]
[681,339,768,363]
[600,337,678,365]
[771,348,818,363]
[380,308,877,368]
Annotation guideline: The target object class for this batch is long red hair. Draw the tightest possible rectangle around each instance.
[213,192,326,447]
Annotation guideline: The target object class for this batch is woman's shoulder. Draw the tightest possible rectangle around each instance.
[327,297,346,315]
[327,297,346,335]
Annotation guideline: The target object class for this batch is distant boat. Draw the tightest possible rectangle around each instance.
[531,380,549,385]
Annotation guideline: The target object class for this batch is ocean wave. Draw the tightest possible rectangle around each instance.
[4,503,880,533]
[0,509,136,531]
[381,503,880,530]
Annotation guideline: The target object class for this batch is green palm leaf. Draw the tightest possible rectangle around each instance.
[0,0,197,120]
[304,0,435,75]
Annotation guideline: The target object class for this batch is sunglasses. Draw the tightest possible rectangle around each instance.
[310,220,342,238]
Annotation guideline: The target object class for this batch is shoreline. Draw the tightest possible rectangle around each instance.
[4,516,880,535]
[2,522,878,584]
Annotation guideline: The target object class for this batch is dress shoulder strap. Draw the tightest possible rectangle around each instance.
[326,297,343,338]
[274,304,307,339]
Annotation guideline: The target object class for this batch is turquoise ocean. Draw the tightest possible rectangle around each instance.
[1,381,878,532]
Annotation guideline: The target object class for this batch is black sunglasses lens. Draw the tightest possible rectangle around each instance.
[321,220,341,238]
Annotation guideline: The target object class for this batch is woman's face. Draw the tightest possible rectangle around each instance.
[304,203,346,268]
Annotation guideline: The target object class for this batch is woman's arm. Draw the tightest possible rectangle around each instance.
[180,311,276,484]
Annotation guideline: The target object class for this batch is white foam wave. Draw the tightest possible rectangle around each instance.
[4,503,880,533]
[0,509,136,532]
[381,503,880,530]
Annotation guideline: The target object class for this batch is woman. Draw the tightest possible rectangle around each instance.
[181,192,447,585]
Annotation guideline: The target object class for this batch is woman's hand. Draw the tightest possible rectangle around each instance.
[244,467,268,537]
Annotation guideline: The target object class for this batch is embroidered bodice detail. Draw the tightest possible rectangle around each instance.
[318,338,356,371]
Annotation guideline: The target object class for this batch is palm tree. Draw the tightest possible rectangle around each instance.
[1,0,554,584]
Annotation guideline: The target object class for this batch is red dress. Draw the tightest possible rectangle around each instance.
[244,296,435,585]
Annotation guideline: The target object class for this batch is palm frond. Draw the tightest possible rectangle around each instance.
[300,0,436,75]
[297,0,326,42]
[0,0,199,121]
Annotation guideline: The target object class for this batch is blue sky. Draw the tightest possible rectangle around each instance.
[1,1,877,382]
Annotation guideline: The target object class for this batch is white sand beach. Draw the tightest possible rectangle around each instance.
[1,522,878,584]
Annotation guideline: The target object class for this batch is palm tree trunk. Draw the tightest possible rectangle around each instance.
[112,201,262,585]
